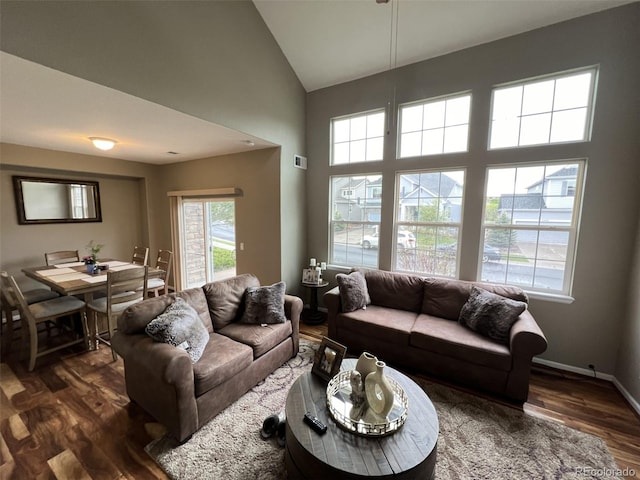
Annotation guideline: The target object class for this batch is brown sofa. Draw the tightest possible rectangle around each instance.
[112,273,302,442]
[324,269,547,402]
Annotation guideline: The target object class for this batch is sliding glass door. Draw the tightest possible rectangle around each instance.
[180,199,236,289]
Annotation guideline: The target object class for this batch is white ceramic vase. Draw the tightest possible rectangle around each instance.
[364,360,394,421]
[355,351,378,379]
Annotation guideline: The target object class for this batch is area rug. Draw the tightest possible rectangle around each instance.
[145,339,622,479]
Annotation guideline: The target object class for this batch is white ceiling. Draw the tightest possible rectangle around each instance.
[0,0,632,164]
[255,0,633,92]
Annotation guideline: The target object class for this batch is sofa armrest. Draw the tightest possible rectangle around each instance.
[506,310,547,402]
[509,310,548,358]
[285,294,302,355]
[324,286,341,338]
[112,332,198,441]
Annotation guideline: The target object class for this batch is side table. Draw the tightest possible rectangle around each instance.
[301,281,329,325]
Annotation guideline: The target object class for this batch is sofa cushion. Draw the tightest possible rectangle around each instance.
[193,333,253,397]
[239,281,286,324]
[203,274,260,330]
[422,277,528,320]
[336,271,371,312]
[337,305,418,346]
[411,314,512,371]
[218,321,292,358]
[145,298,209,363]
[359,269,425,312]
[458,286,527,345]
[176,288,215,333]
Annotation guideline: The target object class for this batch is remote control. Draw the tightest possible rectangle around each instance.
[303,412,327,434]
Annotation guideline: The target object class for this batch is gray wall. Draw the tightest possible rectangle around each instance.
[306,3,640,401]
[0,0,307,292]
[617,213,640,406]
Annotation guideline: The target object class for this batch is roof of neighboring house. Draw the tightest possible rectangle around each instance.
[527,165,579,190]
[400,172,460,200]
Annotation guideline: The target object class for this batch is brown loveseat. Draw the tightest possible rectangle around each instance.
[112,274,302,442]
[324,269,547,402]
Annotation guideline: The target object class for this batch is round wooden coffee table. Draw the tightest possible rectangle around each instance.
[285,359,438,479]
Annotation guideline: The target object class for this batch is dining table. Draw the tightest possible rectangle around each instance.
[22,259,162,350]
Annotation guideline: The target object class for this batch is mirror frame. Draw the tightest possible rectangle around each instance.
[13,175,102,225]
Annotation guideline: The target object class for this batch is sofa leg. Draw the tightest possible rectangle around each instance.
[178,434,192,445]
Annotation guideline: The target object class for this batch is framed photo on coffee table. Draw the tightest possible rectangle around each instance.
[312,337,347,382]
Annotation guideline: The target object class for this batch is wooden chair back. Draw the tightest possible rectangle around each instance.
[156,250,173,280]
[0,271,18,310]
[131,246,149,266]
[106,266,148,315]
[147,250,173,297]
[45,250,80,266]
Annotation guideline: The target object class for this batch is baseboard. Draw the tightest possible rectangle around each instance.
[533,357,614,381]
[533,357,640,416]
[613,378,640,416]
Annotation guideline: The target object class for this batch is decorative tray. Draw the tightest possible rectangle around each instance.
[326,370,408,437]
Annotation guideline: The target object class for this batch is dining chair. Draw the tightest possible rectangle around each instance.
[45,250,80,266]
[4,273,87,371]
[87,266,148,361]
[131,246,149,266]
[1,272,60,355]
[146,249,173,297]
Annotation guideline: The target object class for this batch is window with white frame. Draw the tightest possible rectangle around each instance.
[330,174,382,268]
[399,93,471,158]
[489,68,597,149]
[331,110,385,165]
[480,161,585,295]
[394,170,465,277]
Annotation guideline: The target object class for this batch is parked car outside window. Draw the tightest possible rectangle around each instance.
[361,231,416,250]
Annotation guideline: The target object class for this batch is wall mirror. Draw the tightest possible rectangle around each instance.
[13,176,102,225]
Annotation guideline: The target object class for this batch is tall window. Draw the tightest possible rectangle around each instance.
[394,170,465,277]
[398,93,471,158]
[480,161,585,295]
[331,110,385,165]
[330,174,382,268]
[489,68,597,149]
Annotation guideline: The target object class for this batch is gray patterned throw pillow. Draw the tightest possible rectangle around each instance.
[458,286,527,345]
[239,281,287,324]
[145,297,209,363]
[336,271,371,313]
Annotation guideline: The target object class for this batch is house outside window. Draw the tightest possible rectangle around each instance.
[394,169,465,277]
[331,110,385,165]
[330,174,382,268]
[398,93,471,158]
[480,161,585,295]
[489,67,597,149]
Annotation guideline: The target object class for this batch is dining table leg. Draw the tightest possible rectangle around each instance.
[83,293,98,351]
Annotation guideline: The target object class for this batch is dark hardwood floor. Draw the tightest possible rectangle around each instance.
[1,312,638,479]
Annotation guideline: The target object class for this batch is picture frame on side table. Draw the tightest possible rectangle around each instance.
[312,337,347,382]
[302,268,320,285]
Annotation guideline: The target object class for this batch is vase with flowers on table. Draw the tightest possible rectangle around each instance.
[83,240,104,274]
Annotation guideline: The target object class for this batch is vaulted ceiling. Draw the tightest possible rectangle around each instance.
[0,1,631,164]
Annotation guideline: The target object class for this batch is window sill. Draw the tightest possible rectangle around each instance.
[525,291,575,304]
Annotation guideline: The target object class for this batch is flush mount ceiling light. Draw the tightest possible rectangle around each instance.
[242,140,255,147]
[89,137,117,151]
